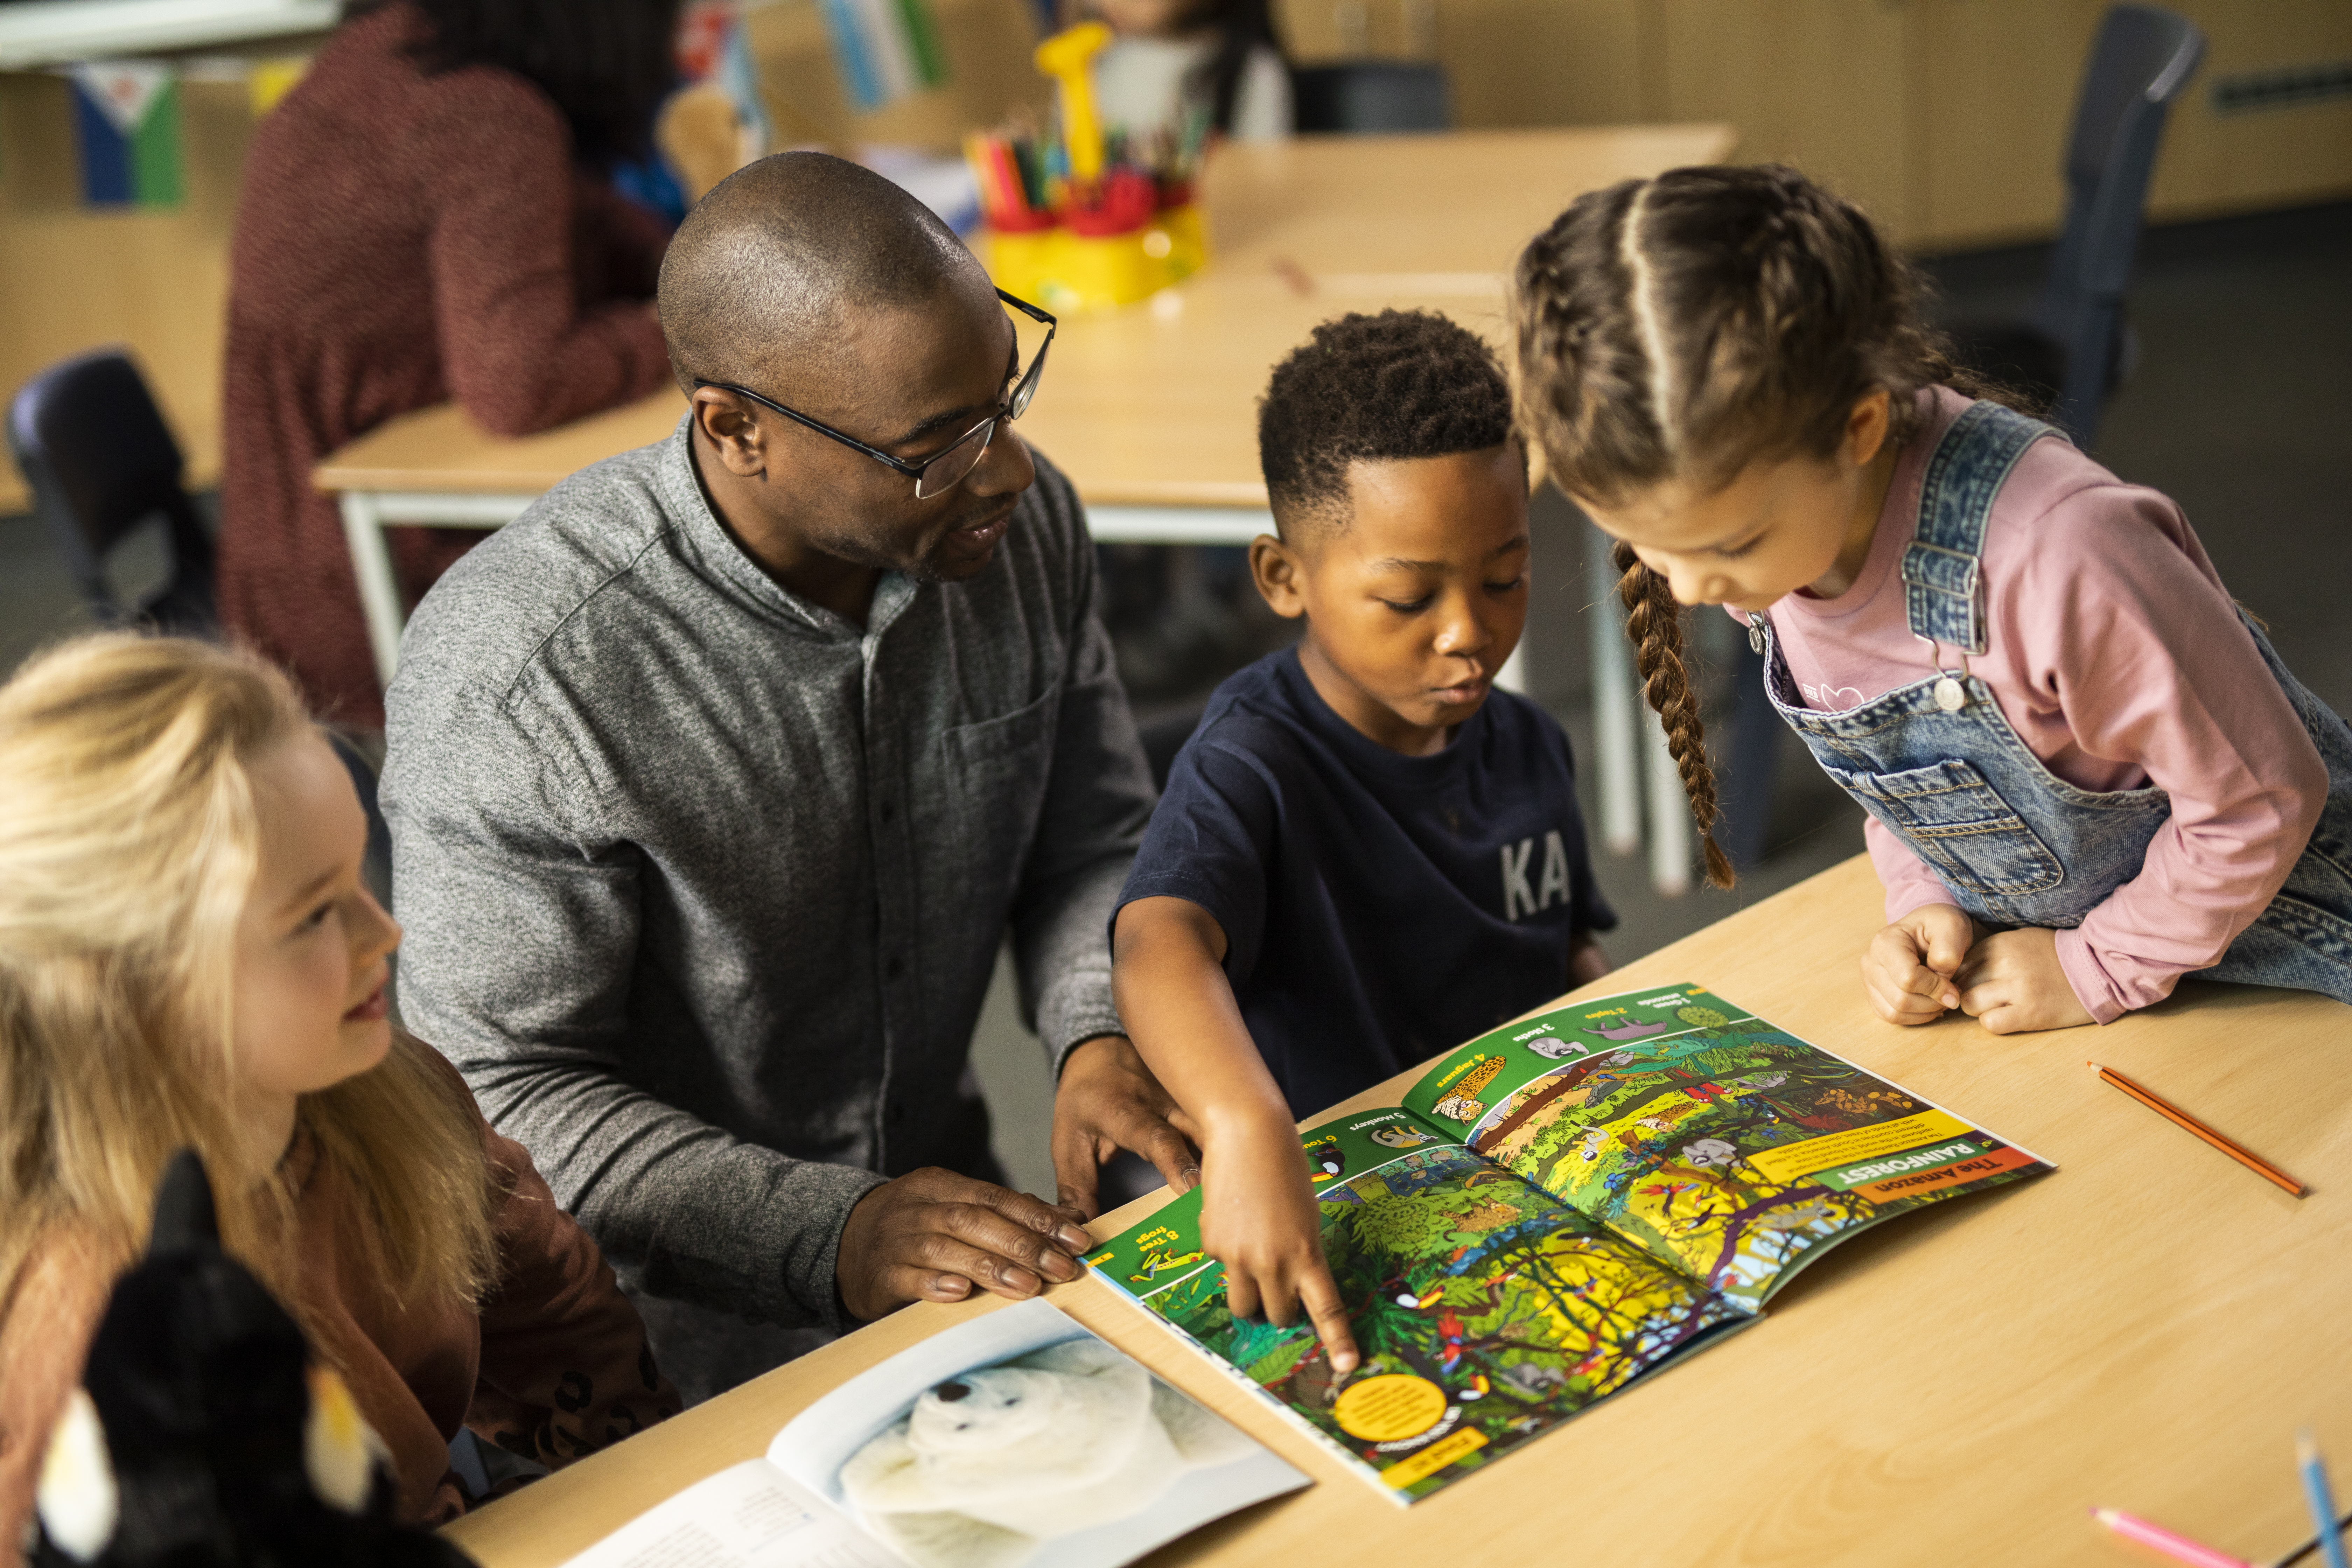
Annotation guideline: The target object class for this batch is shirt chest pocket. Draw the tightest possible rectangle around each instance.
[939,678,1061,903]
[1822,757,2065,897]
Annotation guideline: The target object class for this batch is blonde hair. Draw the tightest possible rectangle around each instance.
[0,635,494,1311]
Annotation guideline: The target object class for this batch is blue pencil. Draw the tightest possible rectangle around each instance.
[2300,1432,2349,1568]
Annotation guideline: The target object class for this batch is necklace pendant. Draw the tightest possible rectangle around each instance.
[1746,614,1766,656]
[1933,675,1967,712]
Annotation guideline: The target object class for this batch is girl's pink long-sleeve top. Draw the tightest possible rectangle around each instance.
[1762,387,2326,1022]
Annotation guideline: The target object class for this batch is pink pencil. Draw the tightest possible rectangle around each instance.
[2092,1507,2253,1568]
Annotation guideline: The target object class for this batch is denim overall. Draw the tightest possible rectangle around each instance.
[1750,401,2352,1006]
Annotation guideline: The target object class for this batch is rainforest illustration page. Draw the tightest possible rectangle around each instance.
[1083,983,2050,1502]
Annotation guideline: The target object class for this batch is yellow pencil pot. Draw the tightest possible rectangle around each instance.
[981,205,1210,313]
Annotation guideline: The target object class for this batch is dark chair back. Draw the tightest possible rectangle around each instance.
[2035,4,2204,441]
[1291,62,1451,134]
[6,348,216,634]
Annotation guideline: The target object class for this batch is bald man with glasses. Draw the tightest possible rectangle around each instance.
[382,154,1195,1401]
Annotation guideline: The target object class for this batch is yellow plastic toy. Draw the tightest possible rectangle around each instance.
[966,21,1212,311]
[1031,21,1112,184]
[981,205,1208,314]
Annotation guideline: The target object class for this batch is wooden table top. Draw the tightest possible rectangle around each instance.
[314,124,1735,507]
[443,853,2352,1568]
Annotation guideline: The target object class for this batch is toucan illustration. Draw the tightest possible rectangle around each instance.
[1304,1135,1345,1183]
[31,1149,476,1567]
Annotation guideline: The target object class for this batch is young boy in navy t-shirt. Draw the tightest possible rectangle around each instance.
[1111,309,1615,1371]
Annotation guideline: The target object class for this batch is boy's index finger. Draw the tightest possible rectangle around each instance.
[1298,1264,1360,1374]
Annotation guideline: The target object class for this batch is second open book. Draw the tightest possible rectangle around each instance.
[1085,981,2053,1503]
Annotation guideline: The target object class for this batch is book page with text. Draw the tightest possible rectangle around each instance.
[555,1460,902,1568]
[1404,984,2050,1310]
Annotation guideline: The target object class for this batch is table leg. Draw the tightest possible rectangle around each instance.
[1588,522,1640,856]
[1644,699,1693,895]
[338,490,406,689]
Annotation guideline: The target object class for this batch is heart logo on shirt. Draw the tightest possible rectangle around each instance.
[1800,682,1867,711]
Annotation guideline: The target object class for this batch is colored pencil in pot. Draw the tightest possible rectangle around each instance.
[2088,1062,2305,1196]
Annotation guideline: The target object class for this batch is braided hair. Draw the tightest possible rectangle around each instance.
[1509,164,2019,888]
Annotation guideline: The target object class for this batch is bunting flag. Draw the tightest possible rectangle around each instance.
[68,62,184,207]
[819,0,946,112]
[246,56,310,118]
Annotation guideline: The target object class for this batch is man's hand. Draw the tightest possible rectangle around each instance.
[1954,927,2095,1034]
[835,1168,1095,1322]
[1569,932,1612,988]
[1862,903,1976,1025]
[1051,1034,1202,1219]
[1200,1110,1360,1376]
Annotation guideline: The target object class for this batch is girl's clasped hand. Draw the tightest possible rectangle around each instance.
[1865,907,2092,1035]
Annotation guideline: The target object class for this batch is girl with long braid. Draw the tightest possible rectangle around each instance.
[1510,165,2351,1034]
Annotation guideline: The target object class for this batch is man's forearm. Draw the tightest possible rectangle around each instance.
[455,1048,885,1332]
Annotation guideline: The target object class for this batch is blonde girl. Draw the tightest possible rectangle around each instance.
[1510,165,2351,1033]
[0,636,675,1544]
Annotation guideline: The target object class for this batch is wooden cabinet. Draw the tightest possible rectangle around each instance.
[1276,0,2352,249]
[1654,0,1912,235]
[2144,0,2352,223]
[1907,0,2104,244]
[1906,0,2352,247]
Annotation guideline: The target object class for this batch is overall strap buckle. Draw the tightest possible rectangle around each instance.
[1901,401,2063,656]
[1917,635,1973,712]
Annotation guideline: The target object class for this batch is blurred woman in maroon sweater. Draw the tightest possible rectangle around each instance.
[220,0,681,728]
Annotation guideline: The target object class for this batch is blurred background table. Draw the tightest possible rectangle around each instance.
[314,122,1736,689]
[440,850,2352,1568]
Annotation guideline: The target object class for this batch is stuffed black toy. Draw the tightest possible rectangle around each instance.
[30,1149,476,1567]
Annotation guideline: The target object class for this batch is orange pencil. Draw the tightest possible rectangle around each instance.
[2090,1062,2305,1197]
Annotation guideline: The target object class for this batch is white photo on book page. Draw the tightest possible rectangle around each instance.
[555,1457,901,1568]
[764,1297,1310,1568]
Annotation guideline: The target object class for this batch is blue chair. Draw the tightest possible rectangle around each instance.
[1291,62,1451,134]
[1947,4,2205,446]
[1707,5,2208,872]
[6,348,216,635]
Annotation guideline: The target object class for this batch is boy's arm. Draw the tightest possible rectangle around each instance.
[1112,896,1360,1374]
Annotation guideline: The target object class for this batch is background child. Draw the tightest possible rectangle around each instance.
[1510,163,2352,1034]
[1083,0,1292,144]
[1113,310,1615,1369]
[0,637,675,1541]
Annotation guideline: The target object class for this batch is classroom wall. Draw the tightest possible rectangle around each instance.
[6,0,2345,517]
[0,71,252,516]
[1276,0,2352,248]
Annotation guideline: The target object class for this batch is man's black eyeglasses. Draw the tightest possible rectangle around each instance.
[694,289,1055,500]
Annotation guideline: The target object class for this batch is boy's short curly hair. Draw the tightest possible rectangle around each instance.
[1257,309,1518,536]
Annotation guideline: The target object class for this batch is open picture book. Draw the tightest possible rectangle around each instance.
[557,1298,1308,1568]
[1084,982,2053,1503]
